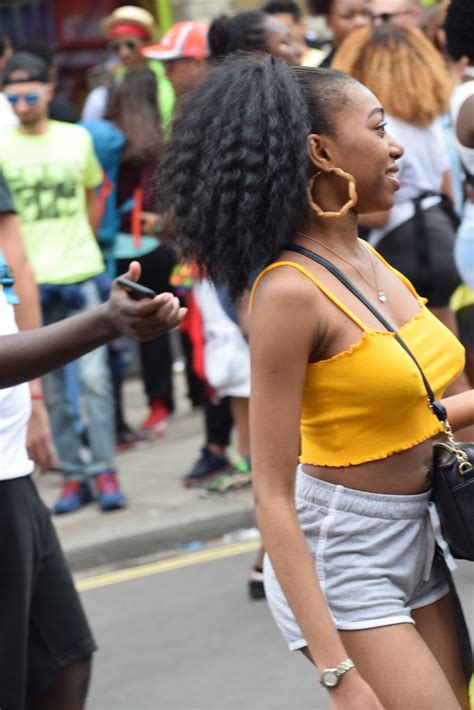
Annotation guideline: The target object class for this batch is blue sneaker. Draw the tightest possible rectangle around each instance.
[95,470,126,511]
[53,480,93,515]
[183,447,230,487]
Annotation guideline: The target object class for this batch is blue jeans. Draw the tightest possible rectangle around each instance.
[454,201,474,290]
[42,278,115,480]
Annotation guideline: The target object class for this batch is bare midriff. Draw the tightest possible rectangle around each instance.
[301,436,442,496]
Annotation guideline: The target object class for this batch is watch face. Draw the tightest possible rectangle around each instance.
[322,670,339,687]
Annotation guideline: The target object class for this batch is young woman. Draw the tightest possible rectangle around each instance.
[209,10,302,65]
[157,55,473,709]
[306,0,371,66]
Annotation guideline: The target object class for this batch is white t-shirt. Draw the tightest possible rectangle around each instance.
[0,288,34,480]
[369,115,450,247]
[81,86,108,121]
[0,93,18,131]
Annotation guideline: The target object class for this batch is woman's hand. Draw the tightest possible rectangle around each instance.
[106,261,187,341]
[328,673,385,710]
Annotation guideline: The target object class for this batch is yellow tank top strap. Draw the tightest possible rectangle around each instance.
[249,261,370,332]
[360,239,420,300]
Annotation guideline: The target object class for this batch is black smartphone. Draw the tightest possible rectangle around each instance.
[116,276,157,300]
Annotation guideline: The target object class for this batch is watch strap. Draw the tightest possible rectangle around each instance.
[336,658,355,675]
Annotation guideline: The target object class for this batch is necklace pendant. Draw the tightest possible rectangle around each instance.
[378,291,387,303]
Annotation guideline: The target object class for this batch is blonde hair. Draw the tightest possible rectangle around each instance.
[332,25,452,126]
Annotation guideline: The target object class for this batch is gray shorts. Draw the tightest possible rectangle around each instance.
[264,468,453,651]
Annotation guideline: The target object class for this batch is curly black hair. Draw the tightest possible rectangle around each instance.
[208,11,268,58]
[157,55,355,298]
[444,0,474,63]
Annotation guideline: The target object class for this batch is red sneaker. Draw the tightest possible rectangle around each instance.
[95,471,126,511]
[53,480,93,515]
[141,398,171,436]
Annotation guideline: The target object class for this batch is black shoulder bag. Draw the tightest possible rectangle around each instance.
[286,244,474,561]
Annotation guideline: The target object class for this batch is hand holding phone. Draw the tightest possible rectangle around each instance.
[116,276,157,300]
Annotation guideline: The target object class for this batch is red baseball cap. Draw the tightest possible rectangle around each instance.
[143,22,209,61]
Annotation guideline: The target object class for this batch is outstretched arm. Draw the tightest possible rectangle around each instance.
[0,261,186,388]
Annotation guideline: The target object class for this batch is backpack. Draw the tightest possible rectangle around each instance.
[80,119,126,248]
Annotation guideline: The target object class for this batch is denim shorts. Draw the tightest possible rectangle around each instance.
[264,468,453,651]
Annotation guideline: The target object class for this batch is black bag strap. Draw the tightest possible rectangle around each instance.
[285,243,448,423]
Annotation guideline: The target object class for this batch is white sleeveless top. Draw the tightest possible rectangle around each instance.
[450,80,474,176]
[0,288,34,480]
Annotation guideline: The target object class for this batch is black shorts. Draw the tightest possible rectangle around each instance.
[377,204,461,308]
[0,476,96,710]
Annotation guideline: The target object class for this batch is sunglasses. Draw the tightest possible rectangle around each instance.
[370,9,412,23]
[5,89,47,106]
[109,39,142,52]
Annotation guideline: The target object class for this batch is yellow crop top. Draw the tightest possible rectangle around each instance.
[250,256,465,467]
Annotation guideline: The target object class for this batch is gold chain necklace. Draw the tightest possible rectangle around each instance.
[295,231,388,303]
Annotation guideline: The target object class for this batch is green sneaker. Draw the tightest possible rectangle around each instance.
[200,454,252,493]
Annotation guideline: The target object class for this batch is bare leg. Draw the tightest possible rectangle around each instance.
[33,656,92,710]
[229,396,250,458]
[412,594,469,710]
[300,597,467,710]
[254,545,265,569]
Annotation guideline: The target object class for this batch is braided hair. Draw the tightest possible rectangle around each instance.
[157,55,355,298]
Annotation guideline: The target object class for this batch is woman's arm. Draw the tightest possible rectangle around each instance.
[442,390,474,432]
[0,262,186,388]
[250,269,380,707]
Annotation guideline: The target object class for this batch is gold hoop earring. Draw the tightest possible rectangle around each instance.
[306,167,358,219]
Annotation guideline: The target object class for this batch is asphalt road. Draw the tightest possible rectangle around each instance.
[80,546,473,710]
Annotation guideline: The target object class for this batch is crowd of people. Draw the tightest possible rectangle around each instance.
[0,0,473,707]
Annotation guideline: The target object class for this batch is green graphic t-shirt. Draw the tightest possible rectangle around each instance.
[0,121,104,285]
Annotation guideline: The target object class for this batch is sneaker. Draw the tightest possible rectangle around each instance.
[198,454,252,493]
[95,471,126,511]
[182,447,230,487]
[248,565,266,600]
[225,453,252,489]
[141,398,171,436]
[116,425,148,452]
[53,480,93,515]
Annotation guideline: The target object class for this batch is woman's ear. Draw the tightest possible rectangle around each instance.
[307,133,334,173]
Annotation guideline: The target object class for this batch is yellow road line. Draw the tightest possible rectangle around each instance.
[76,539,261,592]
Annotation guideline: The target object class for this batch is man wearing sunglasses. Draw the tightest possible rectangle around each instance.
[81,5,174,130]
[368,0,422,26]
[0,51,129,516]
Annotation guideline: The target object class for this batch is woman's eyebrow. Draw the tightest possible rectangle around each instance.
[367,107,384,120]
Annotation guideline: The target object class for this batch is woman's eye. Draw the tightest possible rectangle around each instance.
[377,122,387,135]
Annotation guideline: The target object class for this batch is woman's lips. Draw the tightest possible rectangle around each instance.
[386,167,400,190]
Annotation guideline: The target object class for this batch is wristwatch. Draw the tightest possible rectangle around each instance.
[319,658,355,688]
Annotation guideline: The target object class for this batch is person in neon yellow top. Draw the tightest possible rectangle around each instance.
[81,5,175,132]
[0,51,127,515]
